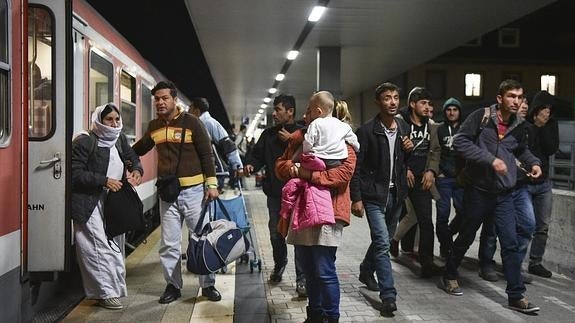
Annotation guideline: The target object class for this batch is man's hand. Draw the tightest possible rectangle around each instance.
[530,165,542,179]
[244,164,254,175]
[127,170,142,186]
[106,178,123,192]
[492,158,507,176]
[351,201,365,218]
[205,187,219,201]
[278,127,292,142]
[421,170,435,190]
[407,169,415,188]
[401,136,414,152]
[236,168,245,178]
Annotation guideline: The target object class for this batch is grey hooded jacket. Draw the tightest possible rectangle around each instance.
[453,104,540,193]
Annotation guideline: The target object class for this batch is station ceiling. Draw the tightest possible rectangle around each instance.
[89,0,557,128]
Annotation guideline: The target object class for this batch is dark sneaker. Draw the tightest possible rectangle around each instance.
[389,239,399,258]
[528,264,552,278]
[421,263,444,278]
[359,273,379,291]
[442,278,463,296]
[159,284,181,304]
[201,286,222,302]
[380,298,397,316]
[508,298,540,313]
[522,272,533,284]
[478,267,499,282]
[296,280,307,298]
[269,263,287,282]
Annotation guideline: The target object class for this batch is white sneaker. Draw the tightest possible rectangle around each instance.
[98,297,123,310]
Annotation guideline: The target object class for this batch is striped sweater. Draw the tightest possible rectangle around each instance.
[133,110,217,187]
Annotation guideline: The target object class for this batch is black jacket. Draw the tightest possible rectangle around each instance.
[247,123,302,197]
[453,104,540,193]
[71,133,143,223]
[350,115,410,206]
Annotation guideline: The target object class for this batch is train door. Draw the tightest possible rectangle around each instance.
[27,0,71,271]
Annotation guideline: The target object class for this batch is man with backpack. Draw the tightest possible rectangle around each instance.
[443,79,542,314]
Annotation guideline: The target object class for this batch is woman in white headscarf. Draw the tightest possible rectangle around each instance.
[71,103,143,310]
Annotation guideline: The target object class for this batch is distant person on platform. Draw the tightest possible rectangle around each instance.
[189,97,244,190]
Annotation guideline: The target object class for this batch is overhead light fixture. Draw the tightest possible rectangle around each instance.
[275,73,285,81]
[263,97,271,103]
[268,88,277,94]
[260,104,267,109]
[255,113,262,119]
[287,50,299,60]
[258,108,264,114]
[308,6,326,22]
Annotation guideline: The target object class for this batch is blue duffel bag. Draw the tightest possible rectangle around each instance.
[186,201,250,275]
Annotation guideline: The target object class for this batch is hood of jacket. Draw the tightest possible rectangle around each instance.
[442,97,462,124]
[528,90,554,122]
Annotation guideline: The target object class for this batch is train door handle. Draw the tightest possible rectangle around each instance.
[39,152,62,179]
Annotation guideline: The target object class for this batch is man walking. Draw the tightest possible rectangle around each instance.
[244,94,306,296]
[433,97,465,258]
[444,79,542,314]
[133,81,222,303]
[351,82,412,315]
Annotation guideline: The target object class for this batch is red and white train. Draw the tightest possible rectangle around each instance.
[1,0,174,320]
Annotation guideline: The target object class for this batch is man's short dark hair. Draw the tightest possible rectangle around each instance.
[375,82,400,100]
[273,94,296,115]
[152,81,178,98]
[191,97,210,113]
[408,87,432,103]
[498,79,523,96]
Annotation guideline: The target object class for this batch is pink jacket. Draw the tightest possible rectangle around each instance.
[280,153,335,231]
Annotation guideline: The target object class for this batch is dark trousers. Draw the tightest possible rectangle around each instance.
[407,179,434,267]
[445,187,526,301]
[267,196,304,282]
[435,177,464,253]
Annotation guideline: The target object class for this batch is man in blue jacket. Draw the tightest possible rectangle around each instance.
[443,79,542,314]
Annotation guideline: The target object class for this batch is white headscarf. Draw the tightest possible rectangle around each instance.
[90,103,123,148]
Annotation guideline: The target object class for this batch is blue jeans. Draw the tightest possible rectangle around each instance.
[478,185,535,270]
[296,245,339,319]
[528,179,553,266]
[435,177,464,252]
[359,190,401,300]
[445,187,527,301]
[267,197,304,282]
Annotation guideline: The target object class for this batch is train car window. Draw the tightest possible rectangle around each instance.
[120,71,136,141]
[0,0,7,62]
[0,0,9,145]
[28,6,54,140]
[141,84,152,135]
[89,51,113,112]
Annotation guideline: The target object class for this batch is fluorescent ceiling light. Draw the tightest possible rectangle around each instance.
[258,108,264,114]
[263,97,271,103]
[255,113,262,119]
[260,104,267,109]
[275,73,285,81]
[287,50,299,60]
[268,88,277,94]
[308,6,326,22]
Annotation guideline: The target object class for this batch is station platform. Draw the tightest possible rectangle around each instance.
[63,178,575,322]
